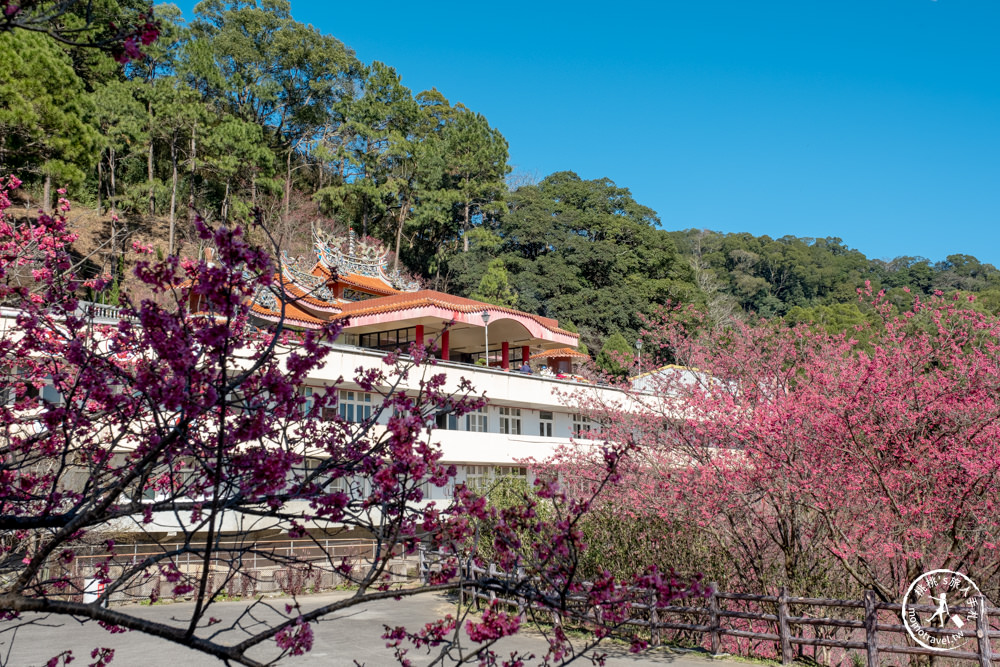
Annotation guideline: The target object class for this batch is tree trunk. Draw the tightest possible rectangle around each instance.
[462,202,470,252]
[222,180,230,222]
[169,133,178,255]
[393,203,408,274]
[42,173,51,215]
[97,158,103,215]
[109,147,117,216]
[188,128,196,212]
[284,148,292,225]
[147,99,155,215]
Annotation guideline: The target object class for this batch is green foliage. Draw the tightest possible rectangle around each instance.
[470,258,517,307]
[784,303,870,334]
[668,230,878,317]
[0,31,99,197]
[576,509,722,583]
[470,476,552,565]
[200,116,274,219]
[595,332,634,378]
[558,321,588,355]
[448,172,694,348]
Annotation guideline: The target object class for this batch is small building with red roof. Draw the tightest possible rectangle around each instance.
[247,226,580,370]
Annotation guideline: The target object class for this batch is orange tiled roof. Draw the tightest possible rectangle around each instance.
[530,347,590,361]
[335,290,578,338]
[312,264,399,296]
[279,277,341,312]
[249,301,326,329]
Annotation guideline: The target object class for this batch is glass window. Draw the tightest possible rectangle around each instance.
[303,457,347,493]
[339,390,373,423]
[464,465,528,493]
[434,412,460,430]
[499,407,521,435]
[358,327,417,352]
[539,411,553,437]
[298,386,315,415]
[466,406,488,432]
[572,413,591,437]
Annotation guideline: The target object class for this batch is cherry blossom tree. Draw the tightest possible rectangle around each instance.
[559,293,1000,605]
[0,176,699,666]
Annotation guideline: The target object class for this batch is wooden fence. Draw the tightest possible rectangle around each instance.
[418,552,999,666]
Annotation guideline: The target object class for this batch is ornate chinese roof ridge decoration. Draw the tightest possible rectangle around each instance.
[255,286,277,311]
[313,224,419,293]
[242,270,278,311]
[279,251,335,302]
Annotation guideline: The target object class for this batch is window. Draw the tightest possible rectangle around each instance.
[464,465,528,493]
[339,390,373,423]
[0,383,14,407]
[435,412,460,430]
[142,457,197,502]
[419,475,455,500]
[539,411,553,437]
[466,405,488,432]
[572,413,591,437]
[40,382,63,406]
[498,407,521,435]
[358,327,416,352]
[298,386,315,416]
[303,457,347,493]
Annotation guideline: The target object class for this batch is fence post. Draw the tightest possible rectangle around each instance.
[517,566,527,621]
[650,587,660,647]
[777,587,793,665]
[488,564,497,604]
[709,583,721,655]
[976,595,992,667]
[864,590,879,667]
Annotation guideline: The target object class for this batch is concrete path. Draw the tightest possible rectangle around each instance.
[0,591,760,667]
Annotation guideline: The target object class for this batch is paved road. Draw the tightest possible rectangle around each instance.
[0,591,754,667]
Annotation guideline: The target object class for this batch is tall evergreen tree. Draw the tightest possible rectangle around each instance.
[0,31,99,211]
[470,258,517,307]
[188,0,359,224]
[440,107,509,253]
[595,332,635,379]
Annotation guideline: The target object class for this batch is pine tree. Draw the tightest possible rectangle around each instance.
[0,31,99,211]
[595,332,635,379]
[471,258,517,307]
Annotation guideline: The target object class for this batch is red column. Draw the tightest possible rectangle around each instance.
[501,341,509,370]
[522,345,530,368]
[441,329,449,360]
[415,325,424,348]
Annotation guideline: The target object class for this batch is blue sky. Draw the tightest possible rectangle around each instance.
[174,1,1000,265]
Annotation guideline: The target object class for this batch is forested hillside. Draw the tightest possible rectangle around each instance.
[2,0,999,358]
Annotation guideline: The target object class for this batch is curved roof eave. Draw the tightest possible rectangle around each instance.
[340,303,578,346]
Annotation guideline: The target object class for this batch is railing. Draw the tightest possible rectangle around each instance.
[66,538,389,604]
[418,552,999,666]
[75,300,132,323]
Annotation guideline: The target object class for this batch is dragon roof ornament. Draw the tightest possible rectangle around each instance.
[279,252,335,303]
[253,285,277,311]
[312,224,419,292]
